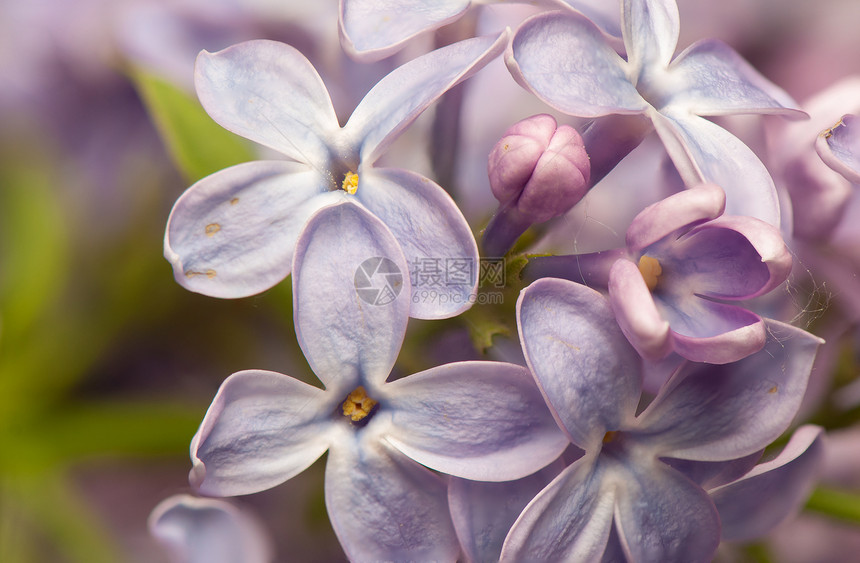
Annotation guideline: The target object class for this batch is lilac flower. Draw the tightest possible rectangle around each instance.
[817,114,860,184]
[165,33,508,319]
[189,200,568,561]
[483,113,591,256]
[501,277,821,561]
[767,77,860,241]
[339,0,621,62]
[527,183,792,363]
[506,0,805,226]
[148,495,272,563]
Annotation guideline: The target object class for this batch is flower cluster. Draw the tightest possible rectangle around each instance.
[146,0,860,561]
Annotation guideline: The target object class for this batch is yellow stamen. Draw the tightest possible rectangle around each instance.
[603,431,618,444]
[637,255,662,291]
[342,171,359,195]
[341,386,377,422]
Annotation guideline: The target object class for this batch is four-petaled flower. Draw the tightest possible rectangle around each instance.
[189,201,568,561]
[528,183,792,363]
[501,277,821,562]
[506,0,805,226]
[165,33,509,319]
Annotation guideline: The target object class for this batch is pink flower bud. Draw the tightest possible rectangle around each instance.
[488,114,590,223]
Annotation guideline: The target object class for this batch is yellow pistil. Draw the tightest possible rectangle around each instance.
[637,255,662,291]
[341,386,377,422]
[342,171,359,195]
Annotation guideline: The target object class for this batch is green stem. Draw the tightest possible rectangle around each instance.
[805,486,860,523]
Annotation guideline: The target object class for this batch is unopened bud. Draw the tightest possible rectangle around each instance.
[488,114,590,223]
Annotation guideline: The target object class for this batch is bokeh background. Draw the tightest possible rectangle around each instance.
[1,0,859,561]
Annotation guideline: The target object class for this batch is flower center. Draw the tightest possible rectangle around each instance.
[342,171,359,195]
[341,386,377,422]
[602,431,618,444]
[637,255,662,291]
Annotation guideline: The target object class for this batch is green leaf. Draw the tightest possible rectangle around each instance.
[129,67,255,183]
[0,157,68,343]
[8,400,203,471]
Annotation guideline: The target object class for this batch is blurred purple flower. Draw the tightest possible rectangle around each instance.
[339,0,621,62]
[501,278,820,561]
[149,494,272,563]
[506,0,805,226]
[817,114,860,184]
[165,34,508,319]
[527,184,792,363]
[189,201,568,561]
[768,76,860,241]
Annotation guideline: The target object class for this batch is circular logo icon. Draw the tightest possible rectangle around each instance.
[354,257,403,305]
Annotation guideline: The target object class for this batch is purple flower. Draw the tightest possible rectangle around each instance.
[817,114,860,184]
[527,184,792,363]
[483,113,591,255]
[501,277,821,561]
[189,201,568,561]
[149,495,272,563]
[339,0,621,62]
[767,77,860,241]
[506,0,805,226]
[164,34,508,319]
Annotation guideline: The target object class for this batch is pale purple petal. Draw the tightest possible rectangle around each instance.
[658,298,766,364]
[651,110,781,226]
[668,39,805,117]
[357,168,478,319]
[670,324,766,365]
[195,40,339,168]
[149,495,272,563]
[816,114,860,183]
[382,361,569,481]
[712,425,824,541]
[507,11,649,118]
[448,461,564,563]
[339,0,471,61]
[625,183,726,253]
[608,259,672,361]
[622,0,679,71]
[634,320,822,461]
[517,278,643,449]
[500,457,614,562]
[663,216,791,300]
[164,161,337,298]
[325,436,459,562]
[344,32,508,165]
[190,370,335,497]
[661,450,762,490]
[292,201,411,390]
[555,0,623,38]
[613,461,720,562]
